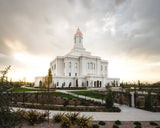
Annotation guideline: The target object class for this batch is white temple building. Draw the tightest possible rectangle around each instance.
[35,28,120,88]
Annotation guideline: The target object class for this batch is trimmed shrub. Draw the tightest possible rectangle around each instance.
[63,99,69,107]
[135,125,141,128]
[77,115,92,128]
[98,121,106,125]
[24,110,46,125]
[134,121,141,126]
[109,107,121,112]
[92,124,99,128]
[113,124,119,128]
[15,109,25,121]
[150,121,158,126]
[53,113,64,123]
[61,116,72,128]
[115,120,121,125]
[65,112,79,125]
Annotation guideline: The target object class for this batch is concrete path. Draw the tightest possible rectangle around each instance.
[12,89,160,121]
[56,90,160,121]
[12,106,160,121]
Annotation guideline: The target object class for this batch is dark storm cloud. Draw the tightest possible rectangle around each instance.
[0,0,126,57]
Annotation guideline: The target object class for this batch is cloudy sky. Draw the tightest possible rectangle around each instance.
[0,0,160,83]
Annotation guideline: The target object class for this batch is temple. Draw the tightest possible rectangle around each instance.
[35,28,120,88]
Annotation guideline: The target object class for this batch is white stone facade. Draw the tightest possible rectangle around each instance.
[35,28,120,88]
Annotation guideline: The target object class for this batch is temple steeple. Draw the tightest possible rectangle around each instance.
[74,28,83,48]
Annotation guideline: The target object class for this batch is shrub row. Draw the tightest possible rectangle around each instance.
[16,109,47,125]
[53,112,92,128]
[13,103,121,112]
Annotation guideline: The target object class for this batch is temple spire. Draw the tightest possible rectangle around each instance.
[74,28,83,48]
[75,28,82,35]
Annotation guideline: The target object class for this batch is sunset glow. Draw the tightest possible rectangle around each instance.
[0,0,160,83]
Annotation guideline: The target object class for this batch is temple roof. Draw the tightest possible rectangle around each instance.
[75,28,82,35]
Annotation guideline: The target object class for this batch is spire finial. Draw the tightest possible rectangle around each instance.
[75,27,82,35]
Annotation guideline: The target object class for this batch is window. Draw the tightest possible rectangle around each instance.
[75,73,77,76]
[88,63,89,69]
[90,63,93,69]
[69,72,71,76]
[101,65,103,70]
[69,62,71,68]
[79,37,81,43]
[75,63,77,68]
[93,63,95,69]
[105,66,107,70]
[54,64,56,69]
[57,82,59,86]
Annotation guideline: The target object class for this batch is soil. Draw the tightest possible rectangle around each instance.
[16,120,160,128]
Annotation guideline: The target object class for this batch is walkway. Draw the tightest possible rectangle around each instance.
[13,89,160,121]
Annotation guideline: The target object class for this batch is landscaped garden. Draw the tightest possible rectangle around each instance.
[10,110,160,128]
[1,66,160,128]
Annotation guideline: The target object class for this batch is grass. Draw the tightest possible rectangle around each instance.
[9,87,38,92]
[55,92,81,99]
[69,91,105,99]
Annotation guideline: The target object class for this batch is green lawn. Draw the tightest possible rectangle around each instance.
[69,91,105,99]
[9,87,38,92]
[55,92,81,99]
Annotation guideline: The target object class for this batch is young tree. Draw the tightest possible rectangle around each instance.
[45,68,55,124]
[0,66,18,128]
[105,89,114,108]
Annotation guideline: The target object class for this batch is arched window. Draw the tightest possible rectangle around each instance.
[93,63,95,69]
[90,63,93,69]
[69,62,71,68]
[101,65,103,70]
[75,63,77,68]
[105,66,107,70]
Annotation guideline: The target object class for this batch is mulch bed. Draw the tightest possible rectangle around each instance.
[16,120,160,128]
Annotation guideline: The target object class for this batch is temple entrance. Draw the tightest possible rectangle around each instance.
[76,79,78,87]
[97,80,99,87]
[94,81,96,87]
[100,81,102,87]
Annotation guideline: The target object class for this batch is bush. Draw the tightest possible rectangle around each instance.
[134,121,141,126]
[24,110,46,125]
[65,112,79,125]
[98,121,106,125]
[61,117,72,128]
[63,99,69,107]
[77,115,92,128]
[92,124,99,128]
[115,120,121,125]
[53,113,64,123]
[135,125,141,128]
[150,121,158,126]
[113,124,119,128]
[156,127,160,128]
[108,107,121,112]
[15,109,26,121]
